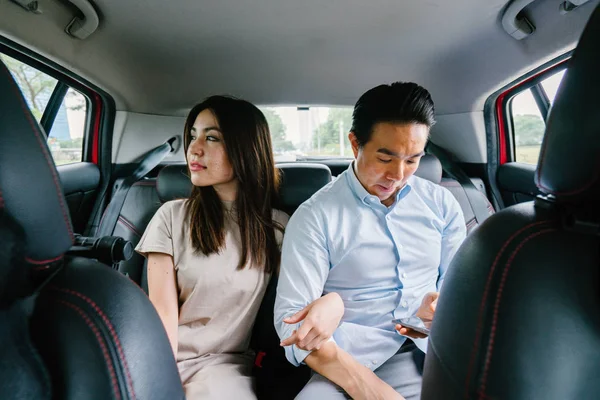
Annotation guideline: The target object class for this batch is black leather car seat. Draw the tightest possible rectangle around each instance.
[0,59,184,399]
[421,5,600,400]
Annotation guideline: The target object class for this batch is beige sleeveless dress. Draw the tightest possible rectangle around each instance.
[136,199,288,399]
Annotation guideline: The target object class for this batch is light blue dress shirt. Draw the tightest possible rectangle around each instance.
[274,163,466,370]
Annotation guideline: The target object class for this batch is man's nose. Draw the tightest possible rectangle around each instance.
[386,163,404,181]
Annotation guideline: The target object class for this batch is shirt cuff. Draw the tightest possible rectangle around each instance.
[292,336,337,365]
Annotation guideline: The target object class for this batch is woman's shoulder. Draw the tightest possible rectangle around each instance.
[155,199,188,220]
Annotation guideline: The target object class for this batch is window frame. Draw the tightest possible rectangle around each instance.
[0,39,108,165]
[496,59,569,164]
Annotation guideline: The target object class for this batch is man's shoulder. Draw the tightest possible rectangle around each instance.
[304,172,350,207]
[291,173,351,221]
[411,175,456,201]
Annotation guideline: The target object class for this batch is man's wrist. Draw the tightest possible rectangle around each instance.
[305,341,370,397]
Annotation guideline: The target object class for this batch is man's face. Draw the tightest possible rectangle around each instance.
[350,122,429,207]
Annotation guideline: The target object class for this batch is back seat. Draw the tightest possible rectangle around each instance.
[99,154,494,398]
[107,154,493,289]
[414,155,495,234]
[107,163,332,290]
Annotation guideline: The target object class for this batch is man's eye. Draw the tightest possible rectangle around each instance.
[378,158,391,164]
[407,160,416,165]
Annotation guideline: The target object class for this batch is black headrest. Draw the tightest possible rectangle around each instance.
[415,154,443,184]
[157,165,192,202]
[277,163,332,212]
[157,163,333,212]
[535,5,600,204]
[0,60,73,265]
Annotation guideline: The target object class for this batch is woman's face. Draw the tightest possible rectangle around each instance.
[186,109,238,201]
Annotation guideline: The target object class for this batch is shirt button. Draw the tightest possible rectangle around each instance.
[401,301,408,308]
[402,272,407,279]
[372,360,378,364]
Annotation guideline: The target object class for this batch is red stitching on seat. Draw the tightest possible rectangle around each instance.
[55,288,136,399]
[478,228,556,399]
[25,255,64,265]
[5,69,74,241]
[118,216,142,237]
[464,220,551,397]
[56,300,121,400]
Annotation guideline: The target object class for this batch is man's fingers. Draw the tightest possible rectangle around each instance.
[283,306,310,324]
[430,297,438,312]
[280,330,298,346]
[395,324,428,339]
[297,330,320,350]
[301,334,327,352]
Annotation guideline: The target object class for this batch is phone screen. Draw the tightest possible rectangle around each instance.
[392,316,430,335]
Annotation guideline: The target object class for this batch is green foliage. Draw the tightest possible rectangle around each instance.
[312,108,353,155]
[1,55,57,121]
[263,108,295,152]
[58,137,84,149]
[513,114,545,146]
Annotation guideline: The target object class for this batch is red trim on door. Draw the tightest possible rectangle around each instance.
[495,58,569,165]
[495,91,509,165]
[91,93,102,164]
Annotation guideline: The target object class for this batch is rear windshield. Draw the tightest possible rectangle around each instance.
[260,106,354,162]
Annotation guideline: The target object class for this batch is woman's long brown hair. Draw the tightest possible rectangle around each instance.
[183,96,283,274]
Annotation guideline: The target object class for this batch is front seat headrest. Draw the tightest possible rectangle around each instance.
[277,163,332,213]
[536,6,600,204]
[414,154,443,184]
[157,165,192,202]
[0,61,73,265]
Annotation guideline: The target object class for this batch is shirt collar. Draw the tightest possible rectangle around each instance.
[345,162,412,210]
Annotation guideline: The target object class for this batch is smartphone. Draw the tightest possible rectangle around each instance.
[392,316,430,336]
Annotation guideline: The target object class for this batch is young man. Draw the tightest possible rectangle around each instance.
[274,82,467,399]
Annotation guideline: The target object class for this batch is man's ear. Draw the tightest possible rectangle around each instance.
[348,132,360,158]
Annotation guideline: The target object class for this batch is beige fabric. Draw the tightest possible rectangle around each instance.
[136,199,288,399]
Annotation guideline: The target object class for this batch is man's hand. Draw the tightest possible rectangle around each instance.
[280,292,344,351]
[395,292,438,339]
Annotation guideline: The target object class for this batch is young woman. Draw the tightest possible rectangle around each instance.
[136,96,344,399]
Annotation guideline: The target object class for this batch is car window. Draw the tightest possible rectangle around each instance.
[511,89,545,164]
[47,88,87,165]
[1,54,57,121]
[541,69,566,105]
[510,68,566,165]
[261,106,353,161]
[1,54,88,165]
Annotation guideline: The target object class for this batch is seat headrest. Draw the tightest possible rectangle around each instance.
[0,61,73,265]
[277,163,332,212]
[415,154,442,184]
[157,163,333,213]
[157,165,192,202]
[535,5,600,204]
